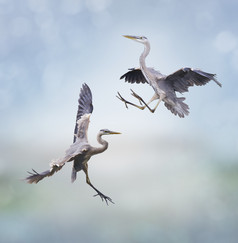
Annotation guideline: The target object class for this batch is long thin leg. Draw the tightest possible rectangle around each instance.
[117,90,164,113]
[117,92,144,110]
[83,164,114,205]
[130,90,161,113]
[150,95,164,113]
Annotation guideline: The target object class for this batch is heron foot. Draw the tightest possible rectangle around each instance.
[116,92,131,109]
[130,89,146,109]
[117,92,145,110]
[93,192,114,205]
[130,89,159,113]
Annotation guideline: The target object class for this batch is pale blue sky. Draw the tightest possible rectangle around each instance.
[0,0,237,156]
[0,0,238,242]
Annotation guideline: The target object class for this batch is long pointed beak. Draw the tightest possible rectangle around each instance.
[123,35,138,40]
[109,131,121,135]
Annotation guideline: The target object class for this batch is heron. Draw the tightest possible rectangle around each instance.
[25,83,120,205]
[117,35,222,118]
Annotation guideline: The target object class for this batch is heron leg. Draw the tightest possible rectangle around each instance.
[150,95,165,113]
[117,92,145,110]
[83,164,114,205]
[130,89,164,113]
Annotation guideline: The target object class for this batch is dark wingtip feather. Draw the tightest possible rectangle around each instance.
[79,83,93,114]
[211,74,222,87]
[120,68,148,84]
[74,83,94,142]
[25,169,50,184]
[25,165,64,184]
[120,74,125,80]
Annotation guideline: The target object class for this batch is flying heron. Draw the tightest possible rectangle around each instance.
[25,83,120,204]
[117,35,222,118]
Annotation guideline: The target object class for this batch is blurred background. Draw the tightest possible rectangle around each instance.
[0,0,238,242]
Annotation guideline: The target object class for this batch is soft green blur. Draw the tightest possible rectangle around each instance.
[1,0,238,242]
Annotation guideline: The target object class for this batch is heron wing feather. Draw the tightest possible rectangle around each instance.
[73,83,93,143]
[120,68,148,84]
[165,68,221,93]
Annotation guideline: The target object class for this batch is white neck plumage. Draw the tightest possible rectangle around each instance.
[139,41,150,71]
[91,132,109,155]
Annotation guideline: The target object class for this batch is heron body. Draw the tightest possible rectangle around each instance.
[26,83,120,204]
[118,35,222,118]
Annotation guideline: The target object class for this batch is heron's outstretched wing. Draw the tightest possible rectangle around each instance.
[165,68,222,94]
[73,83,93,143]
[25,143,90,184]
[25,164,64,184]
[25,152,76,184]
[120,68,148,84]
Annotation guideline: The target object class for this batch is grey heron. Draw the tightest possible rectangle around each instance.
[117,35,222,118]
[26,83,120,204]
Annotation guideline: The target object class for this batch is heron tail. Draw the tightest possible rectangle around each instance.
[175,97,189,118]
[71,167,77,183]
[165,97,189,118]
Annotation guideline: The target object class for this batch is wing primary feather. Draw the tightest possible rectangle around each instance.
[120,68,148,84]
[25,164,65,184]
[74,83,93,142]
[166,68,221,93]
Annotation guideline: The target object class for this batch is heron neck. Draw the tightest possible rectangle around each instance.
[92,133,108,155]
[139,42,150,71]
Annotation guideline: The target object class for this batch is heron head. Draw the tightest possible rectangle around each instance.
[123,35,148,44]
[100,129,121,136]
